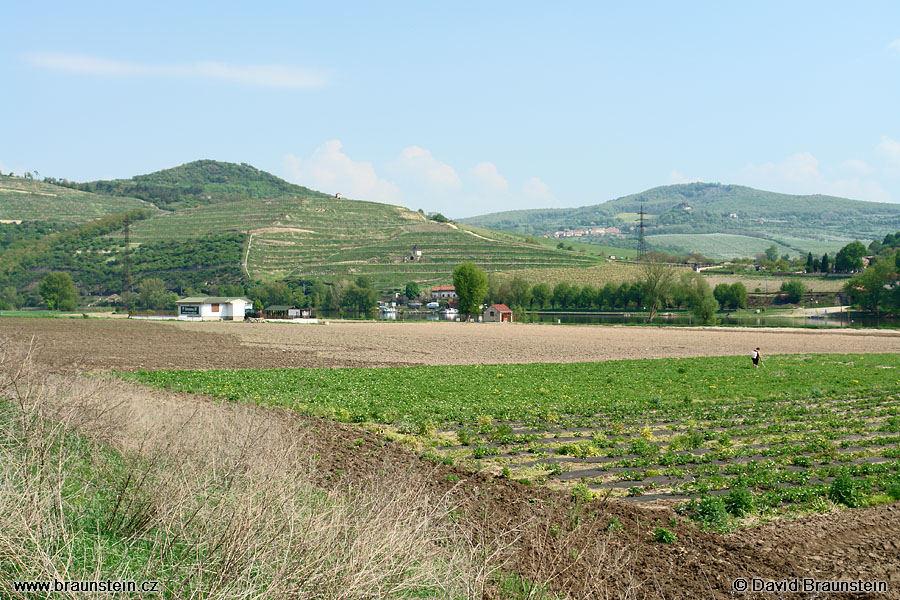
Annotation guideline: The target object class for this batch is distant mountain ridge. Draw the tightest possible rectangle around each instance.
[459,182,900,257]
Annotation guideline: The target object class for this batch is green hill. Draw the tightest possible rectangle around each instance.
[460,183,900,258]
[59,159,330,210]
[0,161,606,304]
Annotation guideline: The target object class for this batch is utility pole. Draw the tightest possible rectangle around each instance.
[638,204,647,259]
[123,216,132,292]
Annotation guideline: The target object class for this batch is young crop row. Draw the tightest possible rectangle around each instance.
[122,354,900,521]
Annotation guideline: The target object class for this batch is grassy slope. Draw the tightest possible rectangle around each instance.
[0,175,155,223]
[646,233,796,260]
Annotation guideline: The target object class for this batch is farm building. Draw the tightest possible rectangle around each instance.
[483,303,513,323]
[431,285,457,301]
[176,296,252,321]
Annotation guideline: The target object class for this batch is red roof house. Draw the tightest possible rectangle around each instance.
[483,303,513,322]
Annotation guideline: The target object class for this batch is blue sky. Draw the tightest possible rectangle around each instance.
[2,1,899,218]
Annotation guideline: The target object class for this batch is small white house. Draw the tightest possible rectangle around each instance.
[176,296,252,321]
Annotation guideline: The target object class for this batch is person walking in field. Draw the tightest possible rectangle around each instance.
[751,347,761,369]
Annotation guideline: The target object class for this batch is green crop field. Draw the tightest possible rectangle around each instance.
[0,176,155,224]
[647,233,797,260]
[124,353,900,526]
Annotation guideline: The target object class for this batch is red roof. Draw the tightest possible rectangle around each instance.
[491,304,512,313]
[432,285,456,291]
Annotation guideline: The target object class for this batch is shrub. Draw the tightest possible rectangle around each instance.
[572,483,593,504]
[629,438,658,456]
[653,526,677,544]
[829,470,865,508]
[695,495,728,528]
[606,517,623,532]
[886,481,900,501]
[724,487,755,517]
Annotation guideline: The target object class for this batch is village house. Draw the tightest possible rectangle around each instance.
[176,296,252,321]
[482,303,513,322]
[431,285,457,301]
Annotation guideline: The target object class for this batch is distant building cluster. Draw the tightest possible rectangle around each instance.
[545,227,620,239]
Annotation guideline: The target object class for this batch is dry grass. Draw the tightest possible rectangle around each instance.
[0,338,499,599]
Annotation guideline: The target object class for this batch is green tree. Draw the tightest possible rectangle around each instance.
[453,263,488,319]
[579,285,597,309]
[640,261,677,322]
[806,252,814,273]
[531,283,551,308]
[834,242,867,273]
[765,244,779,262]
[729,282,747,309]
[340,281,378,314]
[679,272,718,324]
[780,280,805,303]
[405,281,420,300]
[820,253,830,273]
[309,281,329,308]
[138,277,175,310]
[845,256,897,316]
[552,282,572,309]
[713,283,731,307]
[39,272,77,311]
[0,285,24,309]
[509,277,531,308]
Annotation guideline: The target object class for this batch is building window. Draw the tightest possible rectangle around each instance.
[211,303,220,313]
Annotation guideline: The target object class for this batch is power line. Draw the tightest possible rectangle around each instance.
[638,204,646,259]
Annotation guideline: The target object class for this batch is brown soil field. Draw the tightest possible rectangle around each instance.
[3,317,900,371]
[3,317,899,598]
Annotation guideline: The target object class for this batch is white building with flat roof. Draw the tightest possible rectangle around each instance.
[175,296,252,321]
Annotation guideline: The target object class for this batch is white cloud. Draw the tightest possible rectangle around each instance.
[878,136,900,166]
[470,162,508,193]
[522,177,559,207]
[888,39,900,53]
[738,152,820,188]
[736,151,891,202]
[840,159,874,175]
[286,142,563,217]
[668,170,702,184]
[23,52,328,89]
[390,146,462,192]
[285,140,399,203]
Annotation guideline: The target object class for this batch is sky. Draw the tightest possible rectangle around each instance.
[2,1,899,218]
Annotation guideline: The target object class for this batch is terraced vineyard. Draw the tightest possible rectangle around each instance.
[0,175,155,224]
[499,262,651,287]
[126,353,900,527]
[127,195,602,286]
